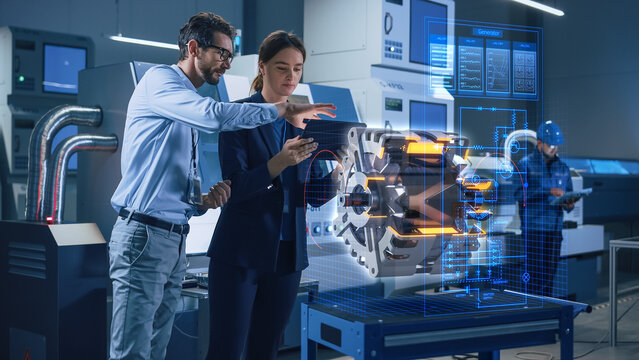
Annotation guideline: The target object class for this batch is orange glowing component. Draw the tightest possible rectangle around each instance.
[462,180,492,190]
[453,228,487,236]
[378,147,385,158]
[364,176,385,189]
[388,226,436,238]
[406,142,443,155]
[464,149,470,160]
[437,138,452,142]
[366,213,388,219]
[405,136,421,141]
[417,227,458,235]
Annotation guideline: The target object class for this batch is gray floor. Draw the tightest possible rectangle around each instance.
[277,276,639,360]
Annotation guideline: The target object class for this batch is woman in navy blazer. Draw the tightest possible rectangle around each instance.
[205,31,340,359]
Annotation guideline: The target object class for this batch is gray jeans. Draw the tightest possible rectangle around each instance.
[108,215,187,360]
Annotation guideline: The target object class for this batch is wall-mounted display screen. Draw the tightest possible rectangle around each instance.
[43,44,87,94]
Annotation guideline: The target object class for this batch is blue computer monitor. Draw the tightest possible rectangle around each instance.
[43,44,87,94]
[410,100,447,131]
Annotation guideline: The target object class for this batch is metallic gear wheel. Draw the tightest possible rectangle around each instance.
[334,127,492,277]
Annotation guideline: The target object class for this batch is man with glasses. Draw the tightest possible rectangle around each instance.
[515,120,575,297]
[108,12,335,360]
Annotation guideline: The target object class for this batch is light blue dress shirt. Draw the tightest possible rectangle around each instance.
[111,64,278,224]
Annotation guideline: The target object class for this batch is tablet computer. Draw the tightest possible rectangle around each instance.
[301,119,366,160]
[550,188,592,206]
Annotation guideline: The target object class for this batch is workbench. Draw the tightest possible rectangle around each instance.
[301,289,589,360]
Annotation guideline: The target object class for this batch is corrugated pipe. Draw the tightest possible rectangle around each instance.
[26,105,102,222]
[45,134,118,224]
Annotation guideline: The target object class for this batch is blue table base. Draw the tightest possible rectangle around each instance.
[301,291,581,360]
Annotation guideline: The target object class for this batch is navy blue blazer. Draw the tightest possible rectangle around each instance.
[207,92,336,271]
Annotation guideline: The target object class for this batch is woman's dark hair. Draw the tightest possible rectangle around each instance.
[178,12,235,61]
[251,31,306,92]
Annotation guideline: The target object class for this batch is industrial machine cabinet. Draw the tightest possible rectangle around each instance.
[1,221,107,360]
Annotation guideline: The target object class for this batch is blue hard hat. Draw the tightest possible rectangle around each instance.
[536,120,564,146]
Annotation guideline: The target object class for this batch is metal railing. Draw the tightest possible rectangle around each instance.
[609,236,639,346]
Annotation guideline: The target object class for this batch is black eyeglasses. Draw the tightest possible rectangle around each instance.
[208,44,234,63]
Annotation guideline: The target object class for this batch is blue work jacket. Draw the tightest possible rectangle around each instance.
[515,149,573,233]
[207,92,336,272]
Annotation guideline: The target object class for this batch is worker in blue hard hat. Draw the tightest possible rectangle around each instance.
[514,120,576,297]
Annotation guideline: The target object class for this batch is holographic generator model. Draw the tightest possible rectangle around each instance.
[335,128,493,277]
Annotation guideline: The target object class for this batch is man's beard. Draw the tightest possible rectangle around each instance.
[199,64,221,85]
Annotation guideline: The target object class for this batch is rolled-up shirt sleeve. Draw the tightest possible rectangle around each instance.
[145,67,278,133]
